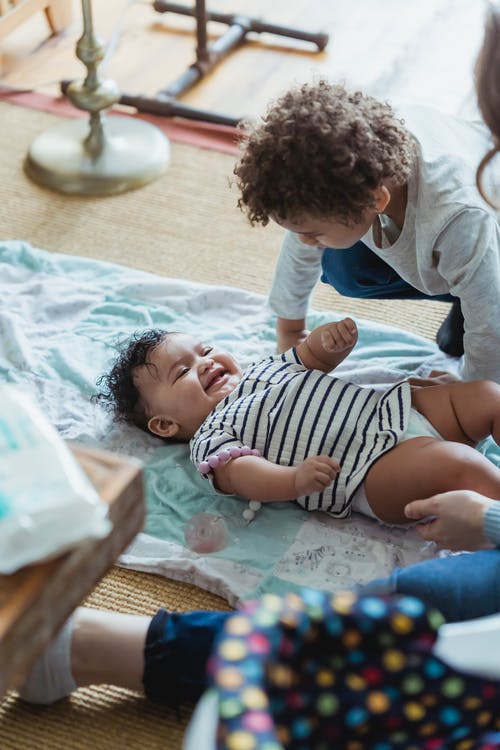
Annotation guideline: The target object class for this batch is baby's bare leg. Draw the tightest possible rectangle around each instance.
[411,380,500,445]
[364,437,500,524]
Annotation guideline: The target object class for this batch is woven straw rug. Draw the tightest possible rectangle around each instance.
[0,101,450,749]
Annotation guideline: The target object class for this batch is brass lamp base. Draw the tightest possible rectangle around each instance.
[25,116,170,196]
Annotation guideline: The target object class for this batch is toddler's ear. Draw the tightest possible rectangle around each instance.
[374,185,391,213]
[148,415,179,438]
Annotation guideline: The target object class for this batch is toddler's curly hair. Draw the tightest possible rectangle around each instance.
[234,80,415,227]
[94,329,168,431]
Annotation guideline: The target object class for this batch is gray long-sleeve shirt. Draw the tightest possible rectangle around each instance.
[484,503,500,546]
[268,104,500,383]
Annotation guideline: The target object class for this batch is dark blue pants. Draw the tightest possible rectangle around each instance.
[321,240,453,302]
[143,609,231,707]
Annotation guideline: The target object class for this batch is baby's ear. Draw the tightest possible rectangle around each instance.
[148,415,179,439]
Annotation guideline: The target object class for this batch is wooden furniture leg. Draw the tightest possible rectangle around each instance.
[107,0,329,126]
[0,0,72,41]
[45,0,73,33]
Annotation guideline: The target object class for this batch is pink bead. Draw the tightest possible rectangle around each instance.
[208,455,220,469]
[198,446,262,477]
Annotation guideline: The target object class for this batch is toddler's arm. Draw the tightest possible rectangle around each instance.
[296,318,358,372]
[213,454,340,502]
[277,317,308,353]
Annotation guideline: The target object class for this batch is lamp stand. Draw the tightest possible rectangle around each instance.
[25,0,170,196]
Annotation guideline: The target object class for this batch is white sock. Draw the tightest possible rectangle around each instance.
[434,612,500,680]
[18,617,77,704]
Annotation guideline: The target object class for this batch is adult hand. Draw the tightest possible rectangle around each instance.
[294,455,340,497]
[404,490,496,550]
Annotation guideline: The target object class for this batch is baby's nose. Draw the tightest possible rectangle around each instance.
[201,357,214,372]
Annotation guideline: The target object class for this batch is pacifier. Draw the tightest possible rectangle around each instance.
[184,512,228,553]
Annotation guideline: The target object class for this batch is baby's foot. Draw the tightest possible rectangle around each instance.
[17,618,77,704]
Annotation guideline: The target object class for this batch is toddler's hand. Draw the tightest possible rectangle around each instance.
[408,369,461,389]
[321,318,358,353]
[294,455,341,497]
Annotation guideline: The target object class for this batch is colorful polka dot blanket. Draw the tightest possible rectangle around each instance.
[210,589,500,749]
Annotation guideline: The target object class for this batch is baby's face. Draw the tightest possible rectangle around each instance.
[133,333,242,440]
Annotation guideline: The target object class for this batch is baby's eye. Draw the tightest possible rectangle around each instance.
[175,366,190,381]
[203,346,214,356]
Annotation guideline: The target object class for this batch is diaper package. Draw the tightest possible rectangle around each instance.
[0,385,111,574]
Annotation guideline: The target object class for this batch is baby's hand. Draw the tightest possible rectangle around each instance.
[294,456,341,497]
[321,318,358,353]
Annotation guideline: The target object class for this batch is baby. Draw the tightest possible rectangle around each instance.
[96,320,500,525]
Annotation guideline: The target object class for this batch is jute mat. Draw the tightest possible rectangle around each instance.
[0,101,450,749]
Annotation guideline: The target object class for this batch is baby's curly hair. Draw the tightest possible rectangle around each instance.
[234,80,415,227]
[94,329,168,432]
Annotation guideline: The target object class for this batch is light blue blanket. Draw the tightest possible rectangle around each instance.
[2,242,496,604]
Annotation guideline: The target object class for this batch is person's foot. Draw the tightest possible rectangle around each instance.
[436,298,464,357]
[17,618,77,704]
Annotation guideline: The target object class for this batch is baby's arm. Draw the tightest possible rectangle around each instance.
[213,454,340,502]
[296,318,358,372]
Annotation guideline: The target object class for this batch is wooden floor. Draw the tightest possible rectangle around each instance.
[0,0,487,122]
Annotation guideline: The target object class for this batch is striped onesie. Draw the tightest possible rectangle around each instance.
[190,348,412,517]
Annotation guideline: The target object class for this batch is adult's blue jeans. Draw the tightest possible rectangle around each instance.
[360,549,500,623]
[321,240,453,302]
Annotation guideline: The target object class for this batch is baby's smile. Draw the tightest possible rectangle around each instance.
[204,367,230,393]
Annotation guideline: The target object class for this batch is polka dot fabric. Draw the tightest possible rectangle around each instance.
[209,589,500,750]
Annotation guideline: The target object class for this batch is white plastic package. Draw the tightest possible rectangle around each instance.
[0,385,112,574]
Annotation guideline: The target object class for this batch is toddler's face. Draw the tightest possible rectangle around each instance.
[133,333,241,440]
[276,212,375,249]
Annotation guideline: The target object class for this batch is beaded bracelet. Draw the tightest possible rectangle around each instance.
[197,446,263,524]
[198,445,261,474]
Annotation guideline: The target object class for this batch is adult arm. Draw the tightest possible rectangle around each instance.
[484,502,500,545]
[268,231,323,352]
[213,454,340,502]
[404,490,500,550]
[437,209,500,383]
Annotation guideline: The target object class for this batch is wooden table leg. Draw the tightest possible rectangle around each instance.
[45,0,73,34]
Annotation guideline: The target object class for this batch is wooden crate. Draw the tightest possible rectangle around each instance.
[0,445,145,696]
[0,0,72,41]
